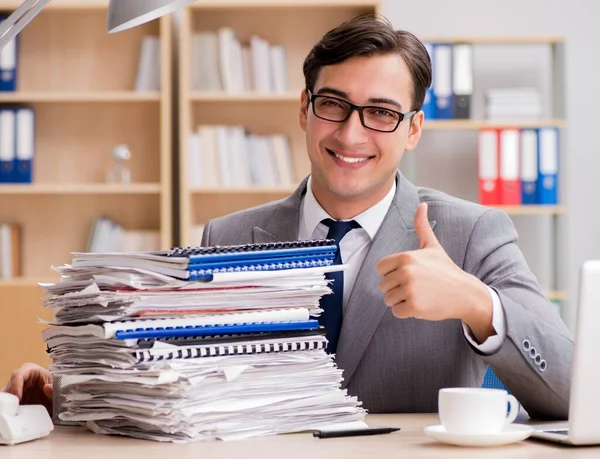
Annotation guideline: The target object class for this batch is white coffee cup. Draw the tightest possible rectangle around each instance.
[438,388,519,435]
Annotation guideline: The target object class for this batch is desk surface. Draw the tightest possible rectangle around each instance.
[2,414,597,458]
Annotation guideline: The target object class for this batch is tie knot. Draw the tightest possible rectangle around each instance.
[321,218,361,244]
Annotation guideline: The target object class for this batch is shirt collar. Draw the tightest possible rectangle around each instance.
[301,175,396,241]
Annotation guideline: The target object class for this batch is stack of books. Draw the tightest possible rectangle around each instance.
[188,125,295,189]
[191,28,288,93]
[41,240,366,442]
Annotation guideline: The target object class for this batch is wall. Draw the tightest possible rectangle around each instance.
[382,0,600,332]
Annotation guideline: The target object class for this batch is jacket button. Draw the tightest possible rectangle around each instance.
[529,347,537,358]
[539,360,547,372]
[522,339,531,351]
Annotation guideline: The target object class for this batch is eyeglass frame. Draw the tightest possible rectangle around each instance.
[306,89,417,133]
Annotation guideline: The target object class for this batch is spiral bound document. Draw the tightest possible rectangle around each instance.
[114,320,320,340]
[168,239,336,258]
[136,328,327,348]
[134,336,327,362]
[181,239,338,281]
[189,258,335,281]
[42,308,314,341]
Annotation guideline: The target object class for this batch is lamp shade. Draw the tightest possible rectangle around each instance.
[107,0,196,33]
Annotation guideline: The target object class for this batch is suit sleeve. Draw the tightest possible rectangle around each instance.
[200,220,212,246]
[463,208,573,420]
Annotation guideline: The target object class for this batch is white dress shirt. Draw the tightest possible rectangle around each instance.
[297,176,506,354]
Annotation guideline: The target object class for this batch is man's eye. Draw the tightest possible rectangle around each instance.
[374,109,394,117]
[322,99,343,108]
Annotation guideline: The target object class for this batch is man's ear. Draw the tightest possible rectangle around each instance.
[405,110,424,152]
[299,90,308,132]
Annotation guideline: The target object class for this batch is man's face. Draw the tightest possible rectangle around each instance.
[299,54,423,207]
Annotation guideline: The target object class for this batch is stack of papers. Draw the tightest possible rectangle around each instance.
[41,242,366,442]
[485,87,543,119]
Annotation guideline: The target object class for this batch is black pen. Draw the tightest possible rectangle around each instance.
[313,427,400,439]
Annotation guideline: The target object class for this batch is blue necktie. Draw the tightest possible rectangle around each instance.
[319,218,361,354]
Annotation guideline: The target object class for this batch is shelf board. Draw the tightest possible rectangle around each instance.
[424,119,566,130]
[0,277,58,287]
[419,36,564,45]
[0,0,108,9]
[190,0,380,8]
[191,186,296,194]
[0,183,162,195]
[190,91,299,102]
[492,205,566,215]
[547,290,567,301]
[0,92,161,103]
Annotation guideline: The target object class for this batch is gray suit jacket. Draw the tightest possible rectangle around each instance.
[201,171,573,420]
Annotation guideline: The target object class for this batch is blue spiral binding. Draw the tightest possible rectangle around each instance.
[189,258,334,281]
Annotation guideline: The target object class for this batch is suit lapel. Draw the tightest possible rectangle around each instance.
[252,176,309,243]
[335,171,436,388]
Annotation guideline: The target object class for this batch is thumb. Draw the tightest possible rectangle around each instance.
[414,202,439,249]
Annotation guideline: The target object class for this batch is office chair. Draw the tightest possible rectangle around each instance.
[482,366,509,391]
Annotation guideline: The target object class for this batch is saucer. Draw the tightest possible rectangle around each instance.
[423,424,535,447]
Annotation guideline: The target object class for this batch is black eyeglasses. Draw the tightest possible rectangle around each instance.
[307,91,416,133]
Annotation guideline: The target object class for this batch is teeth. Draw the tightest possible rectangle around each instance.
[334,153,368,163]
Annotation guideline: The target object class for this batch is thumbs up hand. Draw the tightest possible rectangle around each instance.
[376,203,495,342]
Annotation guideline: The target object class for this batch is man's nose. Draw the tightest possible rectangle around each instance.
[336,109,369,144]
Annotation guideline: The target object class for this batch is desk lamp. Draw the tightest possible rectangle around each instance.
[0,0,196,50]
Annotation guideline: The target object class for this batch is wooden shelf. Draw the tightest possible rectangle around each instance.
[0,277,58,287]
[547,290,568,301]
[190,91,299,102]
[190,0,380,8]
[424,119,566,130]
[191,186,296,195]
[492,205,567,215]
[0,183,162,195]
[0,92,161,103]
[0,0,108,9]
[419,36,564,45]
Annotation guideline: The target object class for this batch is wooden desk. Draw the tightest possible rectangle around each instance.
[1,414,597,458]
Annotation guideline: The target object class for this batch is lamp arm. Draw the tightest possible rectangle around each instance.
[0,0,52,50]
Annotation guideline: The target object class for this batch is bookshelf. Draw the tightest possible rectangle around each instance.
[178,0,381,246]
[409,35,568,313]
[0,1,172,381]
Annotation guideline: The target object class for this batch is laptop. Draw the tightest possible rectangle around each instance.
[529,260,600,445]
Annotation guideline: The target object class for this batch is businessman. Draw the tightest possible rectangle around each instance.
[3,14,573,420]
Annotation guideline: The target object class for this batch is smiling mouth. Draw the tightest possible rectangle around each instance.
[326,148,375,163]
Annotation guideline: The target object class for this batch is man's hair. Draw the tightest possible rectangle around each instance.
[302,14,432,112]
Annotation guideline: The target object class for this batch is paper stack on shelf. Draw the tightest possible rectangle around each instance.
[484,87,543,119]
[41,239,366,442]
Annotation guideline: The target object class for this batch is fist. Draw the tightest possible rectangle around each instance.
[376,202,487,322]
